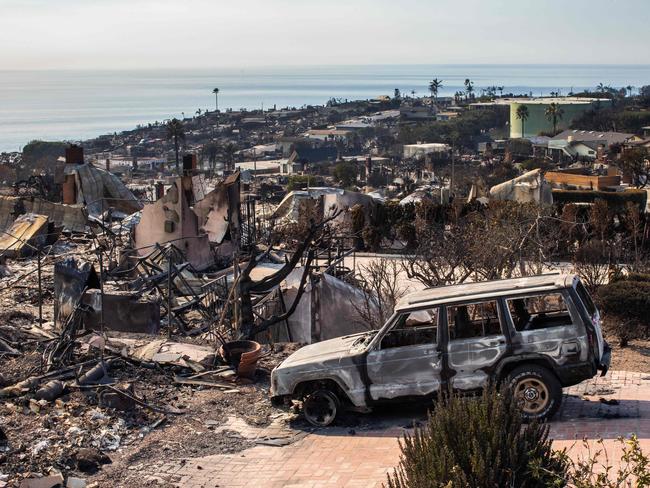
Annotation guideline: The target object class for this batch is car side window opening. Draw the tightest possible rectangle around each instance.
[447,300,501,340]
[380,308,438,349]
[575,282,597,317]
[507,293,572,332]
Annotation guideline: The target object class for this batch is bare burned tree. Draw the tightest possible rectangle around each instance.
[467,202,561,280]
[573,240,613,292]
[352,258,408,330]
[618,148,650,188]
[405,222,473,287]
[622,201,649,273]
[237,206,344,339]
[571,199,622,291]
[405,201,562,288]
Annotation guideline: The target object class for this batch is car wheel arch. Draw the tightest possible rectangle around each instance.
[293,378,351,404]
[495,355,561,385]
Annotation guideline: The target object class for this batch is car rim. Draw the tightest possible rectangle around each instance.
[514,378,549,415]
[304,391,337,427]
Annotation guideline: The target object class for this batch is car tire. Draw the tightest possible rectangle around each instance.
[302,389,340,427]
[506,364,562,422]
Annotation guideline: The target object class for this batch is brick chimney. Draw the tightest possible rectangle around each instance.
[182,154,197,175]
[63,144,83,204]
[65,144,84,165]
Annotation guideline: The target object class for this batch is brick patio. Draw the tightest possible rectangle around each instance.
[129,371,650,488]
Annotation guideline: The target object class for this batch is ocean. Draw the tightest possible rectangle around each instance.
[1,64,649,153]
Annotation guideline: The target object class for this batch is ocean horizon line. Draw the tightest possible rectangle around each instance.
[1,62,650,73]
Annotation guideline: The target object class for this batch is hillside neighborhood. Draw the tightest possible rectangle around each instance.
[1,81,650,488]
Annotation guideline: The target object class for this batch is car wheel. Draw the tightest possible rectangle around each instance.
[507,365,562,421]
[303,389,340,427]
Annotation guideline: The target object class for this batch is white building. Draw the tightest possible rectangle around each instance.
[403,143,451,159]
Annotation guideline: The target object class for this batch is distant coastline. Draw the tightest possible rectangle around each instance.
[1,64,649,153]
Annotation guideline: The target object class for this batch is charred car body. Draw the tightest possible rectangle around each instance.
[271,273,611,426]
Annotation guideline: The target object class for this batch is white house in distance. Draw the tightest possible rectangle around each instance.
[548,129,635,160]
[403,142,451,159]
[306,128,352,142]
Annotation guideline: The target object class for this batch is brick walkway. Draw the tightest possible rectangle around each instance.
[132,371,650,488]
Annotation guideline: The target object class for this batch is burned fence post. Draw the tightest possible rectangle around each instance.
[37,247,42,324]
[97,243,106,340]
[167,247,173,339]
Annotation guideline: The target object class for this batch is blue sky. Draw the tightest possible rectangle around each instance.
[1,0,649,69]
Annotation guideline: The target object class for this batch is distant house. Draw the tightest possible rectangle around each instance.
[478,139,506,155]
[552,129,635,147]
[424,96,454,108]
[436,111,460,121]
[280,152,303,175]
[626,137,650,151]
[400,106,436,121]
[275,136,315,156]
[240,117,266,129]
[292,146,338,165]
[92,156,166,174]
[403,143,451,159]
[235,160,283,175]
[334,120,373,131]
[306,129,352,142]
[548,129,635,161]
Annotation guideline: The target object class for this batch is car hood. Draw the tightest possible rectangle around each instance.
[278,332,370,368]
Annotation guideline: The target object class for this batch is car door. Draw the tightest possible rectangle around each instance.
[445,299,508,391]
[505,291,588,363]
[366,307,442,401]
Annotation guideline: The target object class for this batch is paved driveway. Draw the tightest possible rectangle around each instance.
[131,371,650,488]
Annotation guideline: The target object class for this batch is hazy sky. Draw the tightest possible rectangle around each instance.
[2,0,649,69]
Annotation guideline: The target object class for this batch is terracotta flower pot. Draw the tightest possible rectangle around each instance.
[219,340,262,380]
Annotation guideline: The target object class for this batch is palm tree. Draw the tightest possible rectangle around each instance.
[544,103,564,135]
[515,105,530,137]
[596,83,605,93]
[498,86,504,97]
[212,87,220,112]
[464,79,474,100]
[166,118,185,174]
[626,85,634,97]
[429,78,443,103]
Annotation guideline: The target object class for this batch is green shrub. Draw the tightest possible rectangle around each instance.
[598,280,650,323]
[385,387,567,488]
[554,436,650,487]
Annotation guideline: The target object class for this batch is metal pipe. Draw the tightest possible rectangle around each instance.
[37,248,42,324]
[167,249,173,339]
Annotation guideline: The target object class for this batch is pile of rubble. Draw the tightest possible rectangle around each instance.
[0,143,375,487]
[0,308,300,487]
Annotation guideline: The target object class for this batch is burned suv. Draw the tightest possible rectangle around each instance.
[271,274,611,426]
